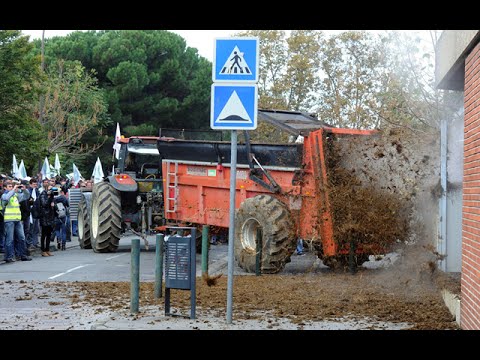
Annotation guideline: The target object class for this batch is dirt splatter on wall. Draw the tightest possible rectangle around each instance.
[324,128,440,258]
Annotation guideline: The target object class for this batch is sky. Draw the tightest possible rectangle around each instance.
[21,30,239,61]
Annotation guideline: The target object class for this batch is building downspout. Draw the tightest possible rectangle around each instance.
[438,118,448,271]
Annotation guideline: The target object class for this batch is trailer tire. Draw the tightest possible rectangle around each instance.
[234,195,296,274]
[91,182,122,253]
[78,193,92,249]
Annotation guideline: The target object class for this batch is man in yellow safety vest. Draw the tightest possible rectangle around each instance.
[1,181,32,263]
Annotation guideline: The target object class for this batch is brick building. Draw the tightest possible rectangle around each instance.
[436,30,480,329]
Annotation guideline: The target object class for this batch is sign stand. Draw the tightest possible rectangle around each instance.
[164,226,197,319]
[226,130,237,324]
[212,37,259,324]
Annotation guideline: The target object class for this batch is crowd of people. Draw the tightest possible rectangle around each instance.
[0,175,83,262]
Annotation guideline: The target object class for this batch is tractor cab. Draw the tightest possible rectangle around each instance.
[117,137,162,180]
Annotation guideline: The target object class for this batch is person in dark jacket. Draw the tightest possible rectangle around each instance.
[53,187,69,251]
[39,185,56,257]
[27,178,40,250]
[18,184,31,257]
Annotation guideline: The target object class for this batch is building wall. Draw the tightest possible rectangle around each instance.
[436,31,480,90]
[462,41,480,329]
[447,107,464,272]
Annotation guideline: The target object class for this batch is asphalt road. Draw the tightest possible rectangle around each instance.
[0,235,420,330]
[0,234,326,283]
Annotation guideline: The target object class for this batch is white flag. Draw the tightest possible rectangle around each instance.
[41,157,51,180]
[18,160,27,180]
[12,154,19,178]
[113,123,121,160]
[92,157,105,184]
[73,163,83,186]
[54,153,61,174]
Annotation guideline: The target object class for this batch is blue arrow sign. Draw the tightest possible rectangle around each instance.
[211,83,258,130]
[213,37,259,83]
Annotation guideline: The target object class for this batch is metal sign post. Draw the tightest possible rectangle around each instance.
[226,130,237,324]
[212,37,259,325]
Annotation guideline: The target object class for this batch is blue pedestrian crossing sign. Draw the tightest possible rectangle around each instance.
[213,37,259,83]
[211,83,258,130]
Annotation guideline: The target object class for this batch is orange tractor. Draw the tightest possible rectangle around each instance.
[79,110,393,273]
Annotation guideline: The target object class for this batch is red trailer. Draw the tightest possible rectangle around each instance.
[158,110,377,273]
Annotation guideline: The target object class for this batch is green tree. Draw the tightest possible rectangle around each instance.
[238,30,444,134]
[238,30,322,111]
[39,30,211,130]
[0,30,46,173]
[316,31,386,129]
[282,30,322,111]
[237,30,288,109]
[124,123,157,136]
[39,59,110,156]
[316,30,446,132]
[376,30,446,132]
[236,30,322,142]
[33,30,212,170]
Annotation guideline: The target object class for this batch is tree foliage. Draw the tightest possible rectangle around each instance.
[239,30,446,134]
[376,30,450,131]
[237,30,321,111]
[238,30,288,109]
[38,30,212,131]
[282,30,322,111]
[9,29,448,177]
[29,30,212,173]
[38,59,110,156]
[0,30,46,173]
[316,31,386,128]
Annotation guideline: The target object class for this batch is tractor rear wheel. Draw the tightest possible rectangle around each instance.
[78,193,92,249]
[90,182,122,253]
[234,195,296,274]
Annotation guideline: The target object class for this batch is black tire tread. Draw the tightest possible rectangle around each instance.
[91,182,122,253]
[78,193,92,249]
[234,195,296,274]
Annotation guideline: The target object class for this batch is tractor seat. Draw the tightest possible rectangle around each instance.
[141,163,160,178]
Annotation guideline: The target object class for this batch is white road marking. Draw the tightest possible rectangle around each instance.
[105,254,127,261]
[48,264,93,279]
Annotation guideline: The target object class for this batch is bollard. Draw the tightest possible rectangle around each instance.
[349,239,357,275]
[255,227,262,276]
[201,225,209,276]
[131,238,140,313]
[154,234,164,298]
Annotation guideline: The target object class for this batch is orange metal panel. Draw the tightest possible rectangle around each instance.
[119,136,161,144]
[325,127,378,136]
[161,126,375,258]
[300,130,336,256]
[162,161,304,228]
